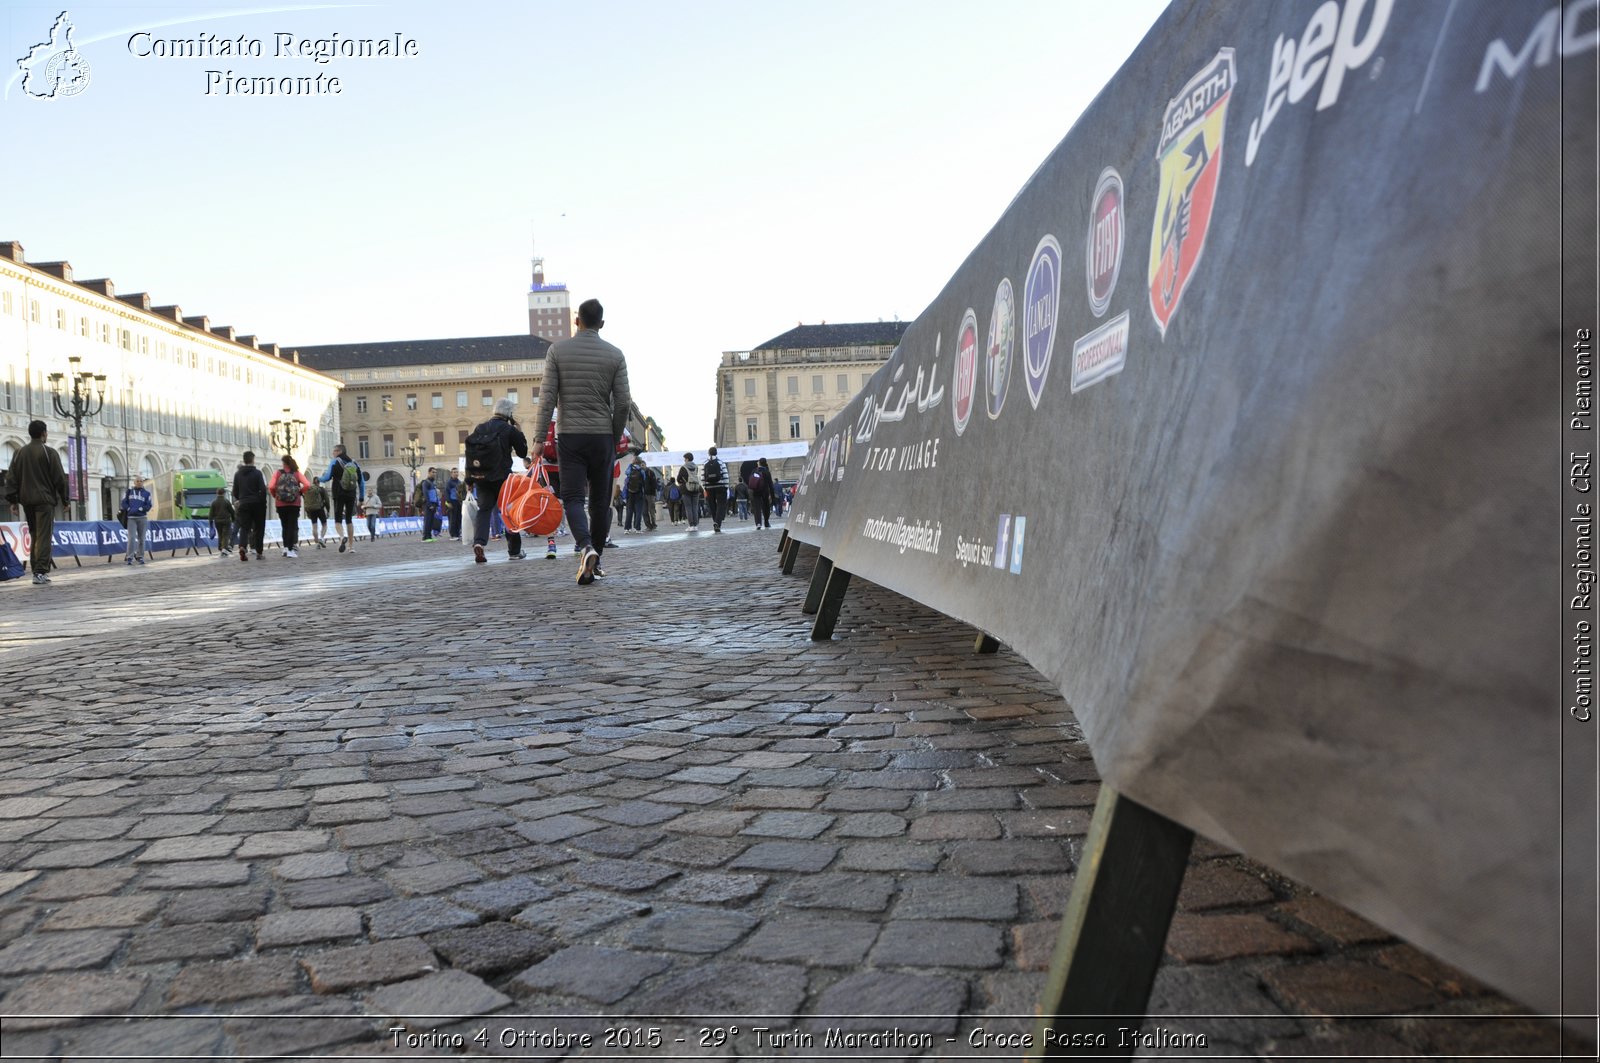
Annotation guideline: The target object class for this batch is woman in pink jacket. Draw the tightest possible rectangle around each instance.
[267,455,312,558]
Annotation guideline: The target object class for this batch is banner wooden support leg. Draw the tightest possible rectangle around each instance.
[974,632,1001,653]
[780,538,801,575]
[802,554,834,616]
[776,528,789,554]
[810,566,852,641]
[1028,785,1193,1059]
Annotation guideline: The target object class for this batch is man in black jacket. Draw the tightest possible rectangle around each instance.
[231,450,268,561]
[6,420,69,583]
[467,398,531,564]
[702,446,729,533]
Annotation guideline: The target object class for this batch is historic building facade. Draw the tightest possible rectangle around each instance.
[714,321,909,479]
[298,334,658,513]
[527,257,572,344]
[0,241,341,521]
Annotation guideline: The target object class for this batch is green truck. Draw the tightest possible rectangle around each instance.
[153,469,226,520]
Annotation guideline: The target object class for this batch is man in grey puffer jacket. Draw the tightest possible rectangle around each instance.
[527,298,632,586]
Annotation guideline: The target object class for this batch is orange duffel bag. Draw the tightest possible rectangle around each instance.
[498,466,563,536]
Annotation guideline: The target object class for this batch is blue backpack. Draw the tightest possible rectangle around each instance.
[0,543,24,581]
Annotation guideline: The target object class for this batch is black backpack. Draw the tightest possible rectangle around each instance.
[464,422,508,482]
[703,457,725,487]
[626,463,645,493]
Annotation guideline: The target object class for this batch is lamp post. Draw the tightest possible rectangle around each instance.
[400,441,424,517]
[48,356,106,521]
[268,408,307,461]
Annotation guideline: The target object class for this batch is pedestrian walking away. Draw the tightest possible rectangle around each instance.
[414,468,442,542]
[702,445,729,533]
[464,398,532,563]
[746,456,775,529]
[303,479,331,548]
[622,454,650,533]
[268,454,311,557]
[363,489,382,542]
[232,451,269,561]
[642,460,659,531]
[4,420,69,584]
[445,469,465,540]
[527,297,632,586]
[677,453,702,530]
[318,443,365,553]
[121,475,154,564]
[209,488,235,558]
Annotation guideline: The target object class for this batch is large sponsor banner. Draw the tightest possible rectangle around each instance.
[788,0,1596,1015]
[1,516,424,557]
[46,520,216,557]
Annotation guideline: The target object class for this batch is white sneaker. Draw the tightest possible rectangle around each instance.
[285,549,298,558]
[577,546,598,585]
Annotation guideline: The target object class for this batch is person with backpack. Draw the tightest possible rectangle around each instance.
[676,452,703,530]
[526,298,632,586]
[641,461,659,531]
[464,397,532,564]
[268,454,311,557]
[232,451,269,562]
[701,445,729,533]
[734,479,750,521]
[303,478,331,549]
[120,475,154,565]
[746,456,775,529]
[444,470,465,541]
[665,478,682,524]
[317,443,364,553]
[413,468,442,543]
[209,488,235,559]
[622,454,649,532]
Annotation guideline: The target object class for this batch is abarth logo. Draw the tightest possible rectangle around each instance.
[1148,48,1235,338]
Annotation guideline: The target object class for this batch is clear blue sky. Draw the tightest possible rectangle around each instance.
[3,0,1169,449]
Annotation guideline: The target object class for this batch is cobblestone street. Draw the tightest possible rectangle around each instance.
[0,524,1573,1059]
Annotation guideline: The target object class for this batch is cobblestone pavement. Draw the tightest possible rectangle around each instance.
[0,524,1578,1059]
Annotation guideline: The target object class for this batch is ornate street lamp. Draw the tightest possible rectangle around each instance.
[268,408,307,460]
[400,440,424,516]
[48,356,106,521]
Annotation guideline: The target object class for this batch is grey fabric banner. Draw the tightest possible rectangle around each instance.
[787,0,1597,1016]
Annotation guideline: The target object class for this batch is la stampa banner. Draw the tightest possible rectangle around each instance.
[787,0,1596,1016]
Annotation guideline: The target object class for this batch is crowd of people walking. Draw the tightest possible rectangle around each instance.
[5,299,792,587]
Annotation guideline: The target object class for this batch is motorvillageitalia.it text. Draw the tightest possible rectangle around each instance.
[127,31,420,95]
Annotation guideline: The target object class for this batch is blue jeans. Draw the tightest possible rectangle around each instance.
[625,493,645,530]
[557,433,616,557]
